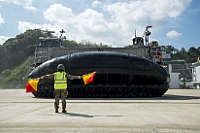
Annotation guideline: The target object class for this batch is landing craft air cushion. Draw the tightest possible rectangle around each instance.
[28,26,170,98]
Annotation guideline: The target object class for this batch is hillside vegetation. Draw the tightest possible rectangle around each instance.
[0,29,110,88]
[0,29,199,89]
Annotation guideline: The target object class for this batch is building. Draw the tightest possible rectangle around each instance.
[163,60,193,89]
[191,61,200,89]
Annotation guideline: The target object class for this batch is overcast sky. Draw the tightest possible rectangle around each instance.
[0,0,199,50]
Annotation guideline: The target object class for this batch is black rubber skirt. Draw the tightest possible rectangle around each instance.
[29,51,170,98]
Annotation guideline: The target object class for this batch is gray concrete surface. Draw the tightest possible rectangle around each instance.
[0,89,200,133]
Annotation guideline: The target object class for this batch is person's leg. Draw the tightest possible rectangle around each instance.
[54,90,60,113]
[61,90,68,113]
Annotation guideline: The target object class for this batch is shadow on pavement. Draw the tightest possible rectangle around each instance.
[61,112,123,118]
[160,94,200,100]
[62,112,93,118]
[66,94,200,101]
[33,94,200,101]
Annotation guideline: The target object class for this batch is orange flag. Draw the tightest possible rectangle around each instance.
[82,72,96,85]
[26,79,39,92]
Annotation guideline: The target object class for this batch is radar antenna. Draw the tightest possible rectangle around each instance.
[42,30,55,37]
[60,29,65,39]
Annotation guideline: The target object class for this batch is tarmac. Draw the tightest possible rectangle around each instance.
[0,89,200,133]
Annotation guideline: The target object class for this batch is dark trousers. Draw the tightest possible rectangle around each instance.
[54,90,68,110]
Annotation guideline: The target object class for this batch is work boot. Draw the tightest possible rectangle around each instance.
[55,108,58,113]
[62,109,67,113]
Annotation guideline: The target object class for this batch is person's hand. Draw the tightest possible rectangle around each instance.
[78,76,82,79]
[40,76,45,79]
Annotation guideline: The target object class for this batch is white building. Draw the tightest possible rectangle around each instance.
[164,60,192,89]
[191,61,200,89]
[168,64,180,88]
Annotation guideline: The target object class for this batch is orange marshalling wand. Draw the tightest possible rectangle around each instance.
[82,72,96,85]
[26,79,39,93]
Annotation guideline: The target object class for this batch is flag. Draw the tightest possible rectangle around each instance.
[82,72,96,85]
[26,79,39,92]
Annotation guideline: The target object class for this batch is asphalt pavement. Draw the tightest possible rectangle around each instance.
[0,89,200,133]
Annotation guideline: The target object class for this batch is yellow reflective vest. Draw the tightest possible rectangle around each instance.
[54,72,67,90]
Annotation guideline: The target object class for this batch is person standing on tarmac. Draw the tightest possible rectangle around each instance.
[41,64,81,113]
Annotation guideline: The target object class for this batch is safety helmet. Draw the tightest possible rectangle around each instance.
[57,64,65,71]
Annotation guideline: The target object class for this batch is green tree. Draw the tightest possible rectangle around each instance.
[165,45,175,54]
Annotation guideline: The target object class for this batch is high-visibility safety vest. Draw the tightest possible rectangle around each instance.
[54,72,67,90]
